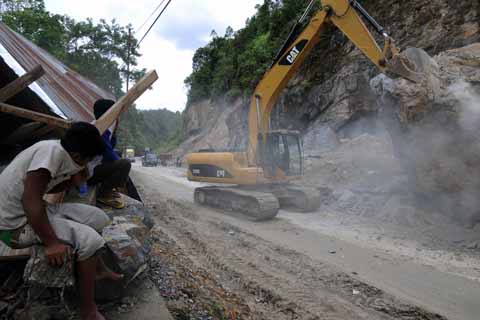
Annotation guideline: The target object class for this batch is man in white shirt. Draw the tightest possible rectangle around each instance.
[0,122,113,320]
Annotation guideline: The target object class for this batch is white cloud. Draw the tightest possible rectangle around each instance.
[44,0,262,112]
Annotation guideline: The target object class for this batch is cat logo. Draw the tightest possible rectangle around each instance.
[279,39,308,66]
[216,170,226,178]
[286,47,300,64]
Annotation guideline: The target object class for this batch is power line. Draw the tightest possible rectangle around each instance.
[119,0,172,76]
[135,0,167,35]
[137,0,173,46]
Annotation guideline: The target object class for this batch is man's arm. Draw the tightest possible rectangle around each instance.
[23,169,71,266]
[101,131,120,162]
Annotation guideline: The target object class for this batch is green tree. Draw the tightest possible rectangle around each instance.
[184,0,313,106]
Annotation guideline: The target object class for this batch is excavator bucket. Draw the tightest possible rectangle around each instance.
[387,47,434,83]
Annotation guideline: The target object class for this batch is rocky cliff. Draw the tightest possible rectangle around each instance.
[177,0,479,225]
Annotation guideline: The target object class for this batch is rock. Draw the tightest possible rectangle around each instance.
[23,196,154,303]
[371,43,480,226]
[466,242,479,250]
[15,304,54,320]
[105,196,154,229]
[102,215,151,278]
[0,301,8,313]
[23,246,75,288]
[303,126,340,157]
[379,196,419,228]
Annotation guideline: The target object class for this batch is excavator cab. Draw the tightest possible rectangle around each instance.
[259,130,303,179]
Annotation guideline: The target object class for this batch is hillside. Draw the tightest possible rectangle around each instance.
[177,0,480,226]
[117,107,182,153]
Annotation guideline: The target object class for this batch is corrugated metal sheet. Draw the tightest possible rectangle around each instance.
[0,22,116,121]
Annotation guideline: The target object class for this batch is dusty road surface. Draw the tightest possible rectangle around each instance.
[132,165,480,320]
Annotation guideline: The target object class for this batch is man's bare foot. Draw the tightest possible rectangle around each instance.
[96,269,124,281]
[83,308,106,320]
[96,254,124,281]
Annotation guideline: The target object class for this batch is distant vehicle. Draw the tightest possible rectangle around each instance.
[142,152,159,167]
[123,146,136,163]
[158,153,173,167]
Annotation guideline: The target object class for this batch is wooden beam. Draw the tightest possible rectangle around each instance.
[93,70,158,134]
[0,65,45,102]
[0,102,71,129]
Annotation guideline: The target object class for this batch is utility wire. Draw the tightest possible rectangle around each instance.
[119,0,172,73]
[135,0,167,34]
[137,0,173,45]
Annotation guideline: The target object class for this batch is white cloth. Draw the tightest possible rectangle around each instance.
[86,125,115,178]
[0,140,82,230]
[13,203,109,260]
[87,156,102,179]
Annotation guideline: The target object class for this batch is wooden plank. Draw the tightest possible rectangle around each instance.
[94,70,158,134]
[0,65,45,102]
[0,102,72,129]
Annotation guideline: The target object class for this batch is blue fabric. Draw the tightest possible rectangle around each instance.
[102,130,120,163]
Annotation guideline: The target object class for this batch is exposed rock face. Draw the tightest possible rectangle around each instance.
[178,1,479,224]
[372,43,480,225]
[181,0,478,153]
[177,98,248,157]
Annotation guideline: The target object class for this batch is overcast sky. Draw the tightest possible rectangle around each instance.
[43,0,263,112]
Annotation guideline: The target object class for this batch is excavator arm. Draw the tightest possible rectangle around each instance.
[247,0,419,165]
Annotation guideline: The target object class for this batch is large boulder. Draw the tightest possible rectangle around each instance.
[23,196,154,301]
[371,43,480,226]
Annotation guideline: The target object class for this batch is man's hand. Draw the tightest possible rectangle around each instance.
[45,242,72,266]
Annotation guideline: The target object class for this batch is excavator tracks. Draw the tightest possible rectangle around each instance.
[269,185,321,213]
[194,186,280,221]
[193,184,321,221]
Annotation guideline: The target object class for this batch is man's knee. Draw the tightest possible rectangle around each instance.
[48,217,105,261]
[88,206,110,232]
[76,226,105,261]
[57,203,110,232]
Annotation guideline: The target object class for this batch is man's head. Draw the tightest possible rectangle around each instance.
[61,122,105,166]
[93,99,115,120]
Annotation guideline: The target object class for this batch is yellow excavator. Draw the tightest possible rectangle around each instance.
[186,0,425,220]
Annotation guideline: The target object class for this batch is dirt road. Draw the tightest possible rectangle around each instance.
[132,165,480,320]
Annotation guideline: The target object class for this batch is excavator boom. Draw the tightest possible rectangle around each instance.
[248,0,421,164]
[187,0,427,220]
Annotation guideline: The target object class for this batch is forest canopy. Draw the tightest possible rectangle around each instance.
[184,0,313,106]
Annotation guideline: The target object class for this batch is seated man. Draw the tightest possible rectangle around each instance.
[87,99,131,209]
[0,122,118,320]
